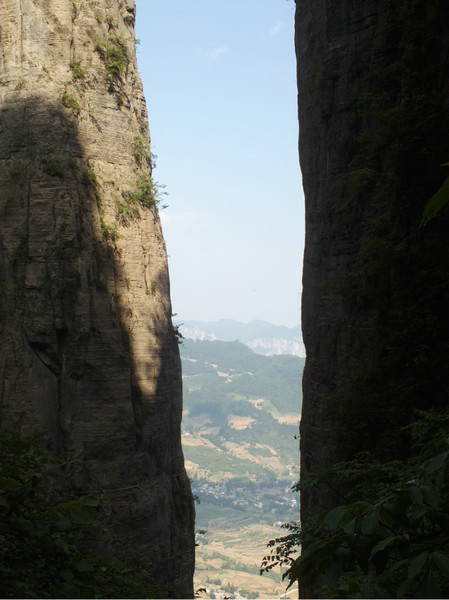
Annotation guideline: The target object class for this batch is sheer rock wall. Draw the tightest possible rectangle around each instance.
[0,0,194,592]
[296,1,449,594]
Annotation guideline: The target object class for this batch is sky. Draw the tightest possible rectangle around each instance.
[134,1,304,328]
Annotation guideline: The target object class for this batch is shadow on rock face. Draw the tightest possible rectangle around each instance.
[0,94,195,593]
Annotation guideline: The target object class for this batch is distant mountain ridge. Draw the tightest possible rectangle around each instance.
[178,319,305,357]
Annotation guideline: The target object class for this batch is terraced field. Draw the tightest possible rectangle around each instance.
[194,503,299,599]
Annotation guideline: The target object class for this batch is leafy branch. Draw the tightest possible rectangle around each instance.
[262,410,449,598]
[0,432,176,598]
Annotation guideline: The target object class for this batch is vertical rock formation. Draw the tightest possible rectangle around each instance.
[296,1,449,594]
[0,0,194,593]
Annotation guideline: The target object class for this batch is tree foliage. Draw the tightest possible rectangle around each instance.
[261,410,449,598]
[0,432,180,599]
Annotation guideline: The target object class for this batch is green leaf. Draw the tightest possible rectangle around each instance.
[57,518,72,530]
[323,506,347,531]
[361,509,379,535]
[61,581,81,599]
[408,551,429,581]
[342,518,355,534]
[61,569,74,582]
[408,506,426,525]
[422,483,441,510]
[420,176,449,226]
[371,583,391,598]
[75,558,94,573]
[82,495,101,507]
[415,567,441,599]
[407,485,423,505]
[431,550,449,575]
[369,536,397,560]
[422,451,447,475]
[71,510,90,524]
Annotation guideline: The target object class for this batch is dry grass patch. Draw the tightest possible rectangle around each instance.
[227,414,255,430]
[182,436,219,449]
[222,442,285,475]
[273,413,300,425]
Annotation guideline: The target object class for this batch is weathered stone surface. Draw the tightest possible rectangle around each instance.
[0,0,194,593]
[296,1,449,594]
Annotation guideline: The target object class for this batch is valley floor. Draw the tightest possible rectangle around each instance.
[194,502,298,599]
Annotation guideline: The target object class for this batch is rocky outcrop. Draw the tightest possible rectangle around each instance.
[0,0,194,593]
[296,1,449,594]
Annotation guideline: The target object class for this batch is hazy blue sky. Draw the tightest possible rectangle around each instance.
[134,1,304,327]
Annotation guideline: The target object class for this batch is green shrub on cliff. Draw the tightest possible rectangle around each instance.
[69,60,87,80]
[262,410,449,598]
[61,92,81,116]
[0,432,175,599]
[117,173,167,222]
[94,36,129,79]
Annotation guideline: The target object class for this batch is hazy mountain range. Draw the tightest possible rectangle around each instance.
[178,319,305,358]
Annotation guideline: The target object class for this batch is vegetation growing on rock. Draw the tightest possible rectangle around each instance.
[0,432,181,599]
[61,92,81,115]
[262,410,449,598]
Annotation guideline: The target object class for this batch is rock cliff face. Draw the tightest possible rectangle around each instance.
[296,1,449,594]
[0,0,194,592]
